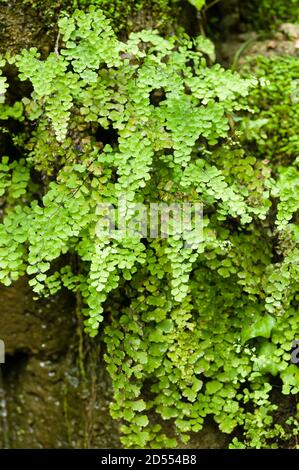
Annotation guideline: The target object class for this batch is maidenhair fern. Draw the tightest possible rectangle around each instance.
[0,8,298,448]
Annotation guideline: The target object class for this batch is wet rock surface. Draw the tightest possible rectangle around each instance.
[0,0,55,55]
[0,279,74,357]
[0,278,120,448]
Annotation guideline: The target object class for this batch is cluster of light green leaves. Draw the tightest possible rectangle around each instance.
[0,8,298,449]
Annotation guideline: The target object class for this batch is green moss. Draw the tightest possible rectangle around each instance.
[240,0,299,30]
[20,0,182,34]
[208,0,299,39]
[78,0,180,33]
